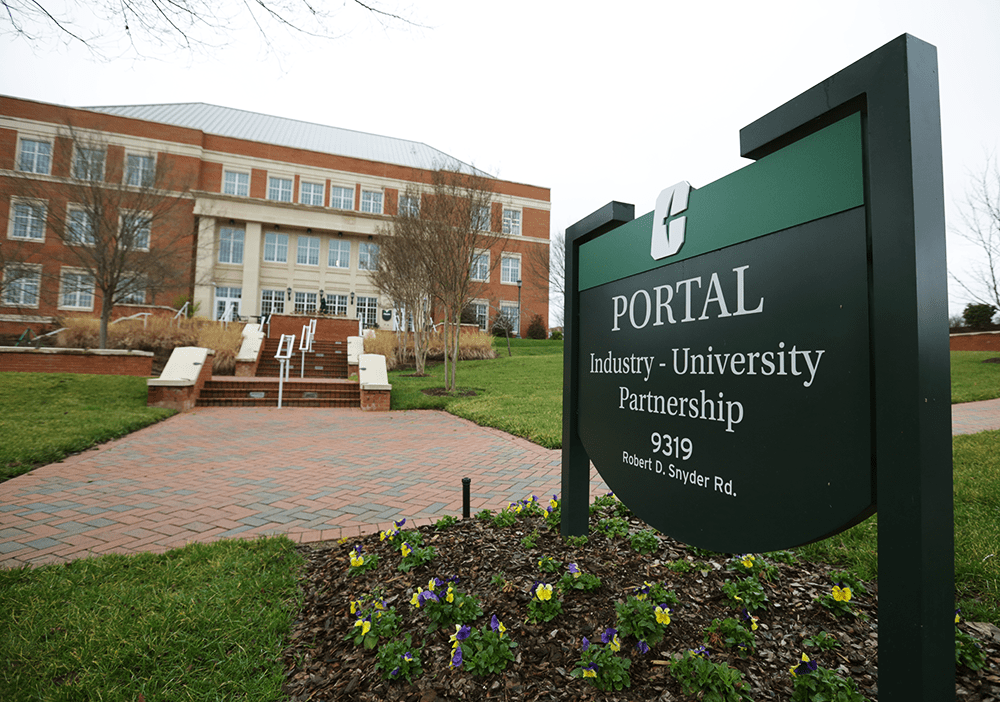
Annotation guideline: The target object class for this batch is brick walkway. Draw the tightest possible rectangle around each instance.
[2,400,997,569]
[0,409,608,567]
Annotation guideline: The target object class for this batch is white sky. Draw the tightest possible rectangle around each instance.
[2,0,997,319]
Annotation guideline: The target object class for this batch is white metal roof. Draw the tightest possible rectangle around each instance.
[84,102,485,175]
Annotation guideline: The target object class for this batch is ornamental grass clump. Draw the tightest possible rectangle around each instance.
[571,631,632,691]
[670,646,753,702]
[526,581,562,623]
[451,615,517,676]
[409,577,483,633]
[375,635,423,682]
[789,653,867,702]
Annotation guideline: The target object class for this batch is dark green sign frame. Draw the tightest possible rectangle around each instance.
[562,34,952,700]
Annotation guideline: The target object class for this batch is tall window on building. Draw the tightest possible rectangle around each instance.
[264,232,288,263]
[358,241,379,271]
[360,190,383,214]
[325,293,348,316]
[473,205,491,231]
[297,236,320,266]
[300,182,324,206]
[473,301,489,331]
[268,177,293,202]
[2,265,41,307]
[399,194,420,217]
[61,270,94,309]
[330,186,353,210]
[126,154,155,187]
[18,139,51,174]
[67,208,95,246]
[74,147,104,181]
[503,208,521,236]
[356,296,378,328]
[294,291,318,314]
[120,211,151,250]
[223,170,250,196]
[500,301,520,335]
[260,289,285,316]
[501,254,520,284]
[219,227,245,264]
[470,251,489,282]
[215,286,241,320]
[329,239,350,268]
[10,201,46,240]
[118,277,146,305]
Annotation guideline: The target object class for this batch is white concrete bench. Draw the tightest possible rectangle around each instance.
[147,346,214,411]
[358,353,391,411]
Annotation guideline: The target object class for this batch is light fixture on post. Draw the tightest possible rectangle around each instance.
[517,279,522,338]
[350,291,355,305]
[319,289,324,298]
[307,228,312,233]
[367,234,373,241]
[286,287,292,300]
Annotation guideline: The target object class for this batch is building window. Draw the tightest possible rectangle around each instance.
[264,232,288,263]
[297,236,320,266]
[126,154,155,187]
[215,286,241,320]
[500,301,520,335]
[67,208,95,246]
[118,277,146,305]
[74,147,104,181]
[473,301,489,331]
[294,291,318,314]
[330,186,353,210]
[61,270,94,309]
[300,181,324,206]
[360,190,383,214]
[219,227,244,264]
[474,205,491,231]
[501,254,520,284]
[328,239,350,268]
[503,208,521,236]
[18,139,51,174]
[268,177,293,202]
[399,194,420,217]
[356,295,378,328]
[10,201,46,240]
[358,241,379,271]
[223,170,249,197]
[260,289,285,316]
[470,251,489,282]
[120,211,151,250]
[2,265,41,307]
[325,293,348,316]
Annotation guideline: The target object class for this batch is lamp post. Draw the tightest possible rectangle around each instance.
[516,279,522,338]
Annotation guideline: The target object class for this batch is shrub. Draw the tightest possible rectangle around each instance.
[549,329,563,340]
[362,329,496,370]
[963,303,997,330]
[525,314,547,340]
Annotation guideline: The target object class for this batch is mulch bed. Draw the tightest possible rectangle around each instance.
[421,388,478,397]
[282,504,1000,701]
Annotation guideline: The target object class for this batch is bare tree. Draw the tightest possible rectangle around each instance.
[2,0,420,60]
[525,229,564,327]
[951,155,1000,309]
[3,125,196,348]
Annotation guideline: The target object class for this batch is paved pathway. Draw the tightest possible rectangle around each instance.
[0,409,608,567]
[2,399,998,569]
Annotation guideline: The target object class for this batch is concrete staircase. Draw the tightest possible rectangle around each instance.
[254,338,349,379]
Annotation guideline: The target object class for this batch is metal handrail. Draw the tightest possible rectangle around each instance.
[298,319,316,378]
[173,301,189,320]
[111,312,152,328]
[275,333,296,408]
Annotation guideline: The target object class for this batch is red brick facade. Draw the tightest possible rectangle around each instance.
[0,347,153,375]
[950,332,1000,352]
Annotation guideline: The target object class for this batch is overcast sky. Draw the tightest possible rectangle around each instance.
[2,0,997,319]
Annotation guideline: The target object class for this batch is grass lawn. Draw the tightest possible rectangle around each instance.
[952,350,1000,403]
[0,373,175,482]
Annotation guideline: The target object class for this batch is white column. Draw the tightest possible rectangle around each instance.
[241,222,263,317]
[192,216,216,319]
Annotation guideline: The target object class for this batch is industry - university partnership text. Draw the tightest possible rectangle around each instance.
[590,264,826,499]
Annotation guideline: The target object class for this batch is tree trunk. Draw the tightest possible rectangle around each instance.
[99,299,113,349]
[442,305,451,391]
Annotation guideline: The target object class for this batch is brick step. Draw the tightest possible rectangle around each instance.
[196,378,360,407]
[196,398,359,408]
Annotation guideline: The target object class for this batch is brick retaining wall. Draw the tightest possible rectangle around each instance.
[0,347,154,376]
[950,332,1000,352]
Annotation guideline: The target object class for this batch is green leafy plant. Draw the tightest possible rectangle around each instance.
[378,520,417,550]
[815,583,855,617]
[347,545,379,576]
[766,550,798,565]
[375,635,423,682]
[559,563,602,592]
[804,631,841,651]
[589,492,629,518]
[490,509,518,528]
[565,534,588,548]
[615,595,671,646]
[526,582,562,623]
[544,494,561,530]
[704,617,755,657]
[475,508,494,521]
[596,516,629,539]
[537,555,562,574]
[434,515,458,531]
[345,596,400,649]
[520,530,539,549]
[727,554,779,582]
[670,647,753,702]
[956,627,986,671]
[410,578,484,633]
[490,572,507,588]
[789,654,867,701]
[398,541,436,573]
[629,529,660,554]
[722,576,768,612]
[571,630,632,691]
[456,615,518,675]
[829,570,868,596]
[665,559,694,573]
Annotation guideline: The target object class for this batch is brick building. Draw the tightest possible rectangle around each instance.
[0,95,551,336]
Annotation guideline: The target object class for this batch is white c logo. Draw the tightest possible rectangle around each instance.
[650,181,692,260]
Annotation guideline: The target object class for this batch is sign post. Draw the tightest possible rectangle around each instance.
[562,34,953,700]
